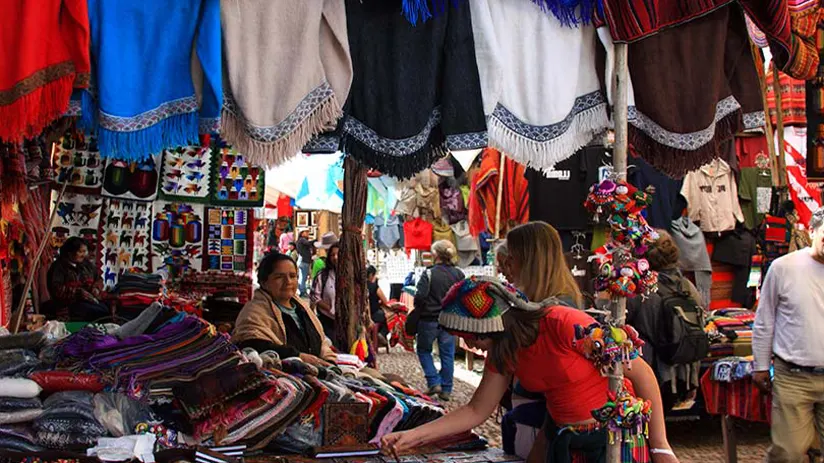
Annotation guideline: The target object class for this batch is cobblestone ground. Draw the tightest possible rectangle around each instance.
[377,347,771,462]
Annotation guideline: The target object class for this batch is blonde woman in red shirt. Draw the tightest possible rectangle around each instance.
[382,222,678,463]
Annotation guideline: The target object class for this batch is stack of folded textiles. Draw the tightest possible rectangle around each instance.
[33,392,106,450]
[0,378,43,452]
[112,272,164,319]
[11,312,448,455]
[704,308,756,361]
[179,272,253,305]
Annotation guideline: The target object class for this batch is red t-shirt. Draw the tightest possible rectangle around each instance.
[489,307,610,425]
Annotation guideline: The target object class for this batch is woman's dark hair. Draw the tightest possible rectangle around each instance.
[646,229,680,271]
[59,237,88,259]
[366,265,377,278]
[257,252,297,284]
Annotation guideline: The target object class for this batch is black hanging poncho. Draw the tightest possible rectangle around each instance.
[340,0,488,179]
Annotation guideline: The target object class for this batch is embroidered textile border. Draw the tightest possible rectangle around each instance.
[223,81,335,143]
[0,61,75,106]
[627,95,741,151]
[447,131,488,151]
[742,111,766,129]
[304,133,340,153]
[344,108,442,157]
[65,100,81,117]
[98,96,198,132]
[199,117,220,134]
[490,91,606,143]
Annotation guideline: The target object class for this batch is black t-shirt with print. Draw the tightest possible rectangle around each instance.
[525,146,610,230]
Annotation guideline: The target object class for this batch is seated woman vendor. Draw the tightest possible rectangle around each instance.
[382,222,679,463]
[46,237,109,321]
[233,252,336,366]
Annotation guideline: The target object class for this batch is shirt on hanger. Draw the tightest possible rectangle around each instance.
[681,159,744,232]
[525,146,610,230]
[738,167,773,230]
[627,155,686,231]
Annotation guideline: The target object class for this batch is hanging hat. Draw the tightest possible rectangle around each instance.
[315,232,338,249]
[439,276,547,335]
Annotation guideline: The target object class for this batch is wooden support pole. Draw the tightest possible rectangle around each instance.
[771,65,788,192]
[494,151,506,240]
[10,180,69,334]
[607,42,629,463]
[749,43,780,187]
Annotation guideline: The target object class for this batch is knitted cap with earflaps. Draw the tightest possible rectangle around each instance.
[439,276,557,334]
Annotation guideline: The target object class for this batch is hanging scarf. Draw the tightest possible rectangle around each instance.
[0,0,90,144]
[342,0,487,180]
[471,0,608,173]
[85,0,222,161]
[221,1,352,168]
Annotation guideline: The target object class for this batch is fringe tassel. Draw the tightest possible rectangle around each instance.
[79,89,97,132]
[488,103,609,174]
[628,110,742,179]
[97,111,198,162]
[342,128,446,180]
[220,94,342,169]
[403,0,432,25]
[0,74,73,144]
[530,0,603,26]
[403,0,466,24]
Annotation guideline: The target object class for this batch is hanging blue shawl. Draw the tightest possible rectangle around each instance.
[402,0,602,27]
[85,0,222,161]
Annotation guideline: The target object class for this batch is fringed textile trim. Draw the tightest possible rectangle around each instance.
[628,96,740,151]
[438,311,505,334]
[402,0,463,25]
[402,0,601,26]
[98,110,198,162]
[0,62,75,143]
[342,108,453,179]
[221,81,341,168]
[628,99,742,178]
[529,0,603,27]
[488,92,608,174]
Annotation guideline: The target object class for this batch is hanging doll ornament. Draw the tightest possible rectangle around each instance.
[573,322,644,374]
[591,386,652,460]
[592,246,658,298]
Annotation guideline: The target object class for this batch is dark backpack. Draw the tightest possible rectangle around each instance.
[658,287,710,365]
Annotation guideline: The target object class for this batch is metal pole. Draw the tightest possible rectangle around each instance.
[607,42,629,463]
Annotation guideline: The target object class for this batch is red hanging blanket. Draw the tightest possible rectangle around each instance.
[0,0,90,143]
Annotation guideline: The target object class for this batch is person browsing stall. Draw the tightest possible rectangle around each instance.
[414,240,465,402]
[311,234,340,347]
[47,237,109,321]
[383,222,678,463]
[753,206,824,463]
[233,252,336,366]
[295,229,315,297]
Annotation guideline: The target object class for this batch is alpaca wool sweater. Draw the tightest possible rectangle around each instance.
[0,0,90,143]
[86,0,222,161]
[342,0,487,179]
[221,0,352,168]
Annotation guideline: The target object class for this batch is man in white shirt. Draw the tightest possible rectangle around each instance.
[753,207,824,463]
